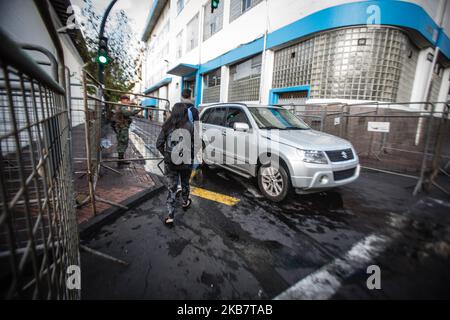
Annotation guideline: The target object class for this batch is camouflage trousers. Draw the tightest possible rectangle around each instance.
[116,127,129,154]
[165,164,191,218]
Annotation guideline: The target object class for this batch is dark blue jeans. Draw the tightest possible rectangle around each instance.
[165,164,191,218]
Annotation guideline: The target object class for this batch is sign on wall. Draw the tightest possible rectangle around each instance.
[368,122,390,133]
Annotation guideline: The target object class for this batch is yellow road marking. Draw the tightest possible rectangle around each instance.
[190,187,240,206]
[190,169,198,182]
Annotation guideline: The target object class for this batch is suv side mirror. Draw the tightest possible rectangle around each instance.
[233,122,249,132]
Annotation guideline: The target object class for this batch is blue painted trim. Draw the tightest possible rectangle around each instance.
[194,72,202,108]
[181,63,199,69]
[167,63,199,76]
[438,29,450,59]
[197,0,450,75]
[184,71,197,78]
[267,1,446,56]
[142,98,158,107]
[269,85,310,105]
[199,37,264,74]
[143,77,172,94]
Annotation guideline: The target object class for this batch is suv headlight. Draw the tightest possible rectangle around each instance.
[297,150,328,164]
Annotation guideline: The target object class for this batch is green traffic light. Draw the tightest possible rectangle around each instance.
[211,0,219,12]
[97,52,109,65]
[98,55,108,64]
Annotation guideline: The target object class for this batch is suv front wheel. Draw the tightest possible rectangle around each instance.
[257,162,290,202]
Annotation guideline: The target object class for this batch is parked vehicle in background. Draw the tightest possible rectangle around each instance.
[200,103,360,202]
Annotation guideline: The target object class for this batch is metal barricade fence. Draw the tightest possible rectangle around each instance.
[0,29,79,299]
[72,75,170,216]
[279,102,450,195]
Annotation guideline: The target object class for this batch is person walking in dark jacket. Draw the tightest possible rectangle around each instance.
[156,103,194,226]
[181,88,199,122]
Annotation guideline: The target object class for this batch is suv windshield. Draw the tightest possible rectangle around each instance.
[248,107,310,130]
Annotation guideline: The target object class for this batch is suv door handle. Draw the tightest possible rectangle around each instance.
[221,130,226,136]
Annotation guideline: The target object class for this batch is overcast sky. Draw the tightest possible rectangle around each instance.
[71,0,153,38]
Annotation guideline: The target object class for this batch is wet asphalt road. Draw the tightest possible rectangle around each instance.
[81,167,450,299]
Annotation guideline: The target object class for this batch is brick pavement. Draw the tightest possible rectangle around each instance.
[73,121,158,224]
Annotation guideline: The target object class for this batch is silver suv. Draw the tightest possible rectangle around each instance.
[199,103,360,202]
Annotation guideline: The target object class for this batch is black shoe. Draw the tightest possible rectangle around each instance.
[182,198,192,210]
[118,153,130,166]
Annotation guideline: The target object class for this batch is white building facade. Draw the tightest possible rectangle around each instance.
[141,0,450,111]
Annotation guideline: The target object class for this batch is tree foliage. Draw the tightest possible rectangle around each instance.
[79,0,144,101]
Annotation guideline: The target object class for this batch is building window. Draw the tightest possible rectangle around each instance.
[230,0,263,22]
[177,0,184,14]
[242,0,251,12]
[176,31,183,59]
[229,54,262,102]
[184,78,196,100]
[272,27,419,102]
[203,69,221,103]
[203,0,224,41]
[186,13,199,52]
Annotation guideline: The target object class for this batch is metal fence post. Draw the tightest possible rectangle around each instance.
[427,103,449,195]
[82,70,97,216]
[413,103,435,196]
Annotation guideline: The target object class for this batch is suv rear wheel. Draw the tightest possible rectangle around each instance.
[257,162,290,202]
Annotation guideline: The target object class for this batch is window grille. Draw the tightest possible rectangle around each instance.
[203,69,221,103]
[229,55,262,102]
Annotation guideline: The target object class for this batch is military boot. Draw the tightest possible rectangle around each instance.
[117,153,130,167]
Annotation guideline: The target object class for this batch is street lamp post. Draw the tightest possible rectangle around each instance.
[98,0,118,84]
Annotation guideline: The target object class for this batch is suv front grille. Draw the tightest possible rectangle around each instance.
[325,149,354,162]
[333,168,356,181]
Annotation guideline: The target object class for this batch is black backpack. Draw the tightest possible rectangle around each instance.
[164,129,188,170]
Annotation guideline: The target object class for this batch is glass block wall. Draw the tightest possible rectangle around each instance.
[229,54,262,102]
[203,68,221,103]
[273,27,419,102]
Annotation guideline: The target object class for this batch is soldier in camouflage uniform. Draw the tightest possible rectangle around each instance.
[113,95,141,167]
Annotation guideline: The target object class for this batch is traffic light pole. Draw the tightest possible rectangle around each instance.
[98,0,118,84]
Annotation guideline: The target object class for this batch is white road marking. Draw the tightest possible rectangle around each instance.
[274,234,390,300]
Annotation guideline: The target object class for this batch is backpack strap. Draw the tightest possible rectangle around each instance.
[186,104,194,123]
